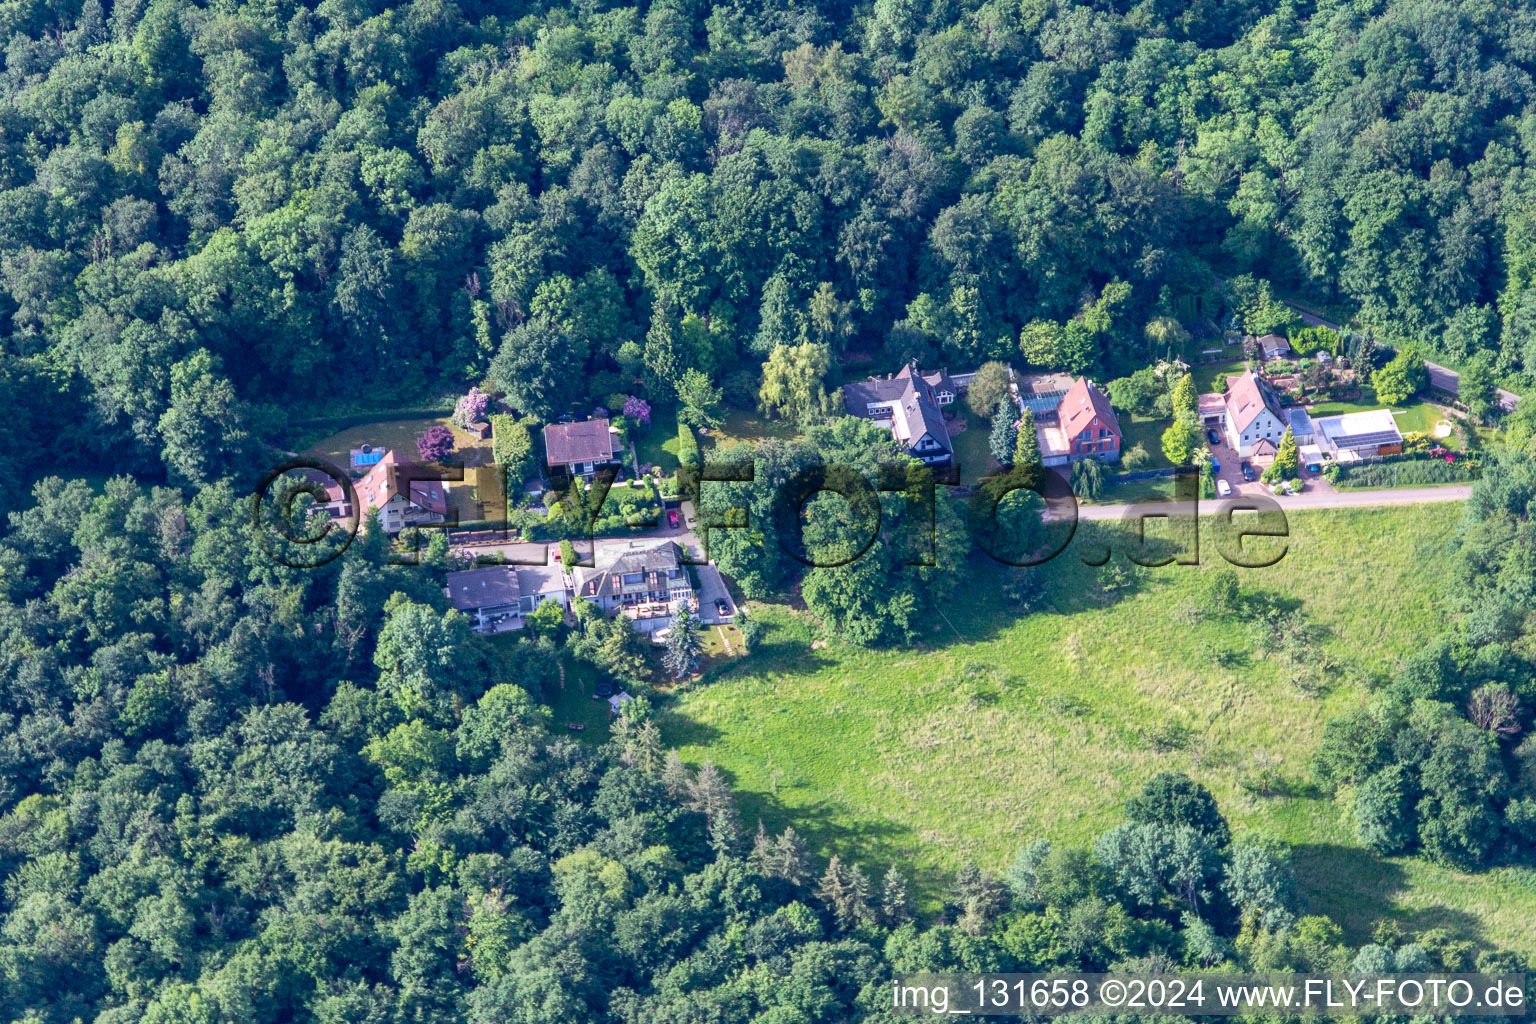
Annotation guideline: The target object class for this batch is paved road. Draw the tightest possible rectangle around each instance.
[1064,484,1472,521]
[1292,308,1520,412]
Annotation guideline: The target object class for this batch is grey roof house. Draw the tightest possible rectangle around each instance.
[446,564,574,632]
[446,566,523,632]
[575,541,696,627]
[842,362,958,465]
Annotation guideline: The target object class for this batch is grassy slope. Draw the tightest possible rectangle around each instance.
[660,503,1536,955]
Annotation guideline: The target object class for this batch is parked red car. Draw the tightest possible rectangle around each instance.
[668,510,680,528]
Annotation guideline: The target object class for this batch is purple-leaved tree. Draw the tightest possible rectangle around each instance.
[452,386,489,428]
[622,394,651,428]
[417,425,455,462]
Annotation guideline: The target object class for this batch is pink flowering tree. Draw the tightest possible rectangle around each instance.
[417,425,454,462]
[452,386,489,428]
[622,395,651,429]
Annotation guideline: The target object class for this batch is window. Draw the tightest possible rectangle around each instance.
[621,572,644,585]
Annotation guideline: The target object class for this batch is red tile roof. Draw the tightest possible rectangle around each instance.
[544,418,617,466]
[1058,378,1119,441]
[353,450,447,514]
[1224,371,1282,434]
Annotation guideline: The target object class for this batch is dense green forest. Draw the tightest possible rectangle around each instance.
[4,0,1536,501]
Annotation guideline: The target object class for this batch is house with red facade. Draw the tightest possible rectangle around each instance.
[1035,377,1122,467]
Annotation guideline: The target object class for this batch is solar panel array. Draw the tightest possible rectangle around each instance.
[1330,430,1400,449]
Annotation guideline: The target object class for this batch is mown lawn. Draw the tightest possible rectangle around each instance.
[949,409,997,485]
[634,406,682,474]
[1117,413,1175,469]
[1193,358,1250,394]
[1304,386,1448,437]
[659,502,1536,956]
[302,414,494,473]
[708,407,801,453]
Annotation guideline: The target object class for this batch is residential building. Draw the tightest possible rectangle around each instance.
[1313,408,1403,460]
[574,541,697,627]
[841,361,958,465]
[354,450,448,534]
[1212,371,1287,461]
[445,566,522,631]
[1254,334,1294,360]
[444,564,573,632]
[1035,377,1122,467]
[544,418,620,479]
[289,467,352,520]
[514,564,572,615]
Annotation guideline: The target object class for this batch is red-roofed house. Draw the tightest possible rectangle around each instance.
[1213,370,1287,461]
[544,418,621,480]
[354,450,449,534]
[1036,378,1121,466]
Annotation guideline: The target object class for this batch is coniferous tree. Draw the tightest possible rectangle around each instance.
[989,398,1019,465]
[880,865,915,927]
[662,606,702,680]
[1013,408,1042,486]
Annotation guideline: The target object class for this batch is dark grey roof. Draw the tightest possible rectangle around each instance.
[842,362,954,457]
[842,376,911,413]
[896,385,953,455]
[446,567,520,611]
[577,542,690,599]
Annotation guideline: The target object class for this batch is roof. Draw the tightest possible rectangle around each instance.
[353,451,448,514]
[544,419,617,466]
[576,542,689,600]
[1251,438,1277,456]
[290,467,346,504]
[1255,334,1293,357]
[1197,392,1227,416]
[1315,408,1401,450]
[445,567,520,611]
[1224,371,1284,434]
[1286,408,1315,435]
[515,564,567,597]
[1058,378,1119,440]
[841,361,954,457]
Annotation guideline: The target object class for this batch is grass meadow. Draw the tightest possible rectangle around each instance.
[659,502,1536,956]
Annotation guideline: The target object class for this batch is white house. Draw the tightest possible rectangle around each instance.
[1216,371,1287,462]
[354,450,449,534]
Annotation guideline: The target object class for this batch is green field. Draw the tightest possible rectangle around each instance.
[659,502,1536,956]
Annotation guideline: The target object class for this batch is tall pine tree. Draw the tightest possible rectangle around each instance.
[989,398,1019,465]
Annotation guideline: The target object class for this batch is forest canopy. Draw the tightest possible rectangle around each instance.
[2,0,1536,506]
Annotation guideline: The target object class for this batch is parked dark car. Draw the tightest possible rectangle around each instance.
[1241,462,1256,481]
[1207,428,1221,446]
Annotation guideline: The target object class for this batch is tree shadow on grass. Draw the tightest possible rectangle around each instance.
[1291,843,1488,947]
[729,783,950,904]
